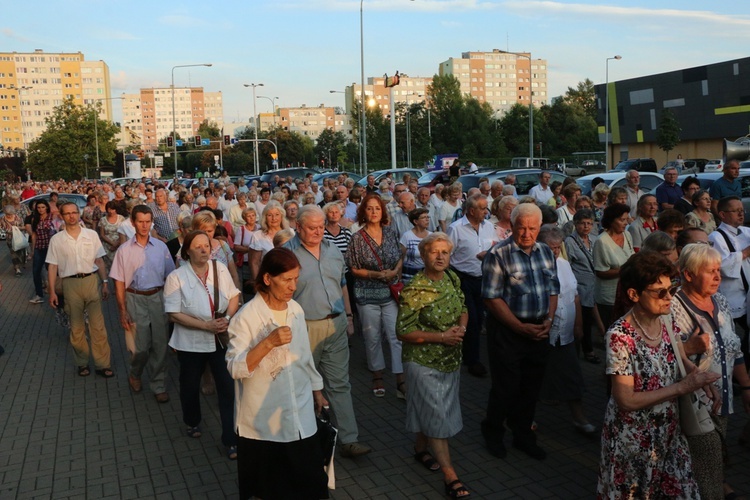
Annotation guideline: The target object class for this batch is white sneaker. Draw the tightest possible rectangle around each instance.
[29,296,44,304]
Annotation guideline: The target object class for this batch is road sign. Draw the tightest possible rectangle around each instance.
[201,138,211,146]
[176,140,184,147]
[155,156,164,167]
[271,153,278,160]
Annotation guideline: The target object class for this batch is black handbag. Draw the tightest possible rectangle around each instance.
[316,407,338,466]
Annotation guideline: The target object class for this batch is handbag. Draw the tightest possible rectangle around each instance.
[316,407,338,489]
[212,260,230,349]
[665,316,716,436]
[11,226,29,252]
[360,230,403,303]
[234,226,245,269]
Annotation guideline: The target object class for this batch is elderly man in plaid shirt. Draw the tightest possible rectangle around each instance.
[148,188,181,244]
[480,202,559,461]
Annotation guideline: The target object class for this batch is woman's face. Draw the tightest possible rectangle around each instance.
[695,192,711,210]
[414,212,431,230]
[577,201,591,211]
[546,239,562,259]
[615,193,628,206]
[364,198,382,224]
[199,223,215,240]
[285,204,298,220]
[634,275,676,317]
[242,209,256,226]
[500,202,516,222]
[566,191,580,207]
[423,240,451,274]
[107,207,117,216]
[448,190,460,202]
[37,203,48,215]
[684,183,700,200]
[187,234,211,266]
[686,261,721,297]
[266,209,282,229]
[265,267,299,304]
[639,197,658,218]
[610,211,630,234]
[575,218,594,238]
[327,206,342,223]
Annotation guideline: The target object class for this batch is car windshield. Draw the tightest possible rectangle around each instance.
[577,178,594,194]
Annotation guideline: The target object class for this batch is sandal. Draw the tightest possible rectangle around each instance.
[186,426,202,438]
[397,381,407,400]
[372,377,385,397]
[227,445,238,460]
[445,479,471,498]
[77,366,90,377]
[95,368,115,378]
[584,352,601,364]
[414,450,440,472]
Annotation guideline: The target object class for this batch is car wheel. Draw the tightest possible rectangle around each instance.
[579,170,586,177]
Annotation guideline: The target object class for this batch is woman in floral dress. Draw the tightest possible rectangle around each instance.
[597,250,719,499]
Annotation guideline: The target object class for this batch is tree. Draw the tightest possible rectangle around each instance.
[314,128,349,168]
[197,119,220,140]
[656,109,681,162]
[26,97,120,179]
[563,79,597,120]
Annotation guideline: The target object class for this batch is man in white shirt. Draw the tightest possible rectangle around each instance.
[529,172,553,204]
[392,192,417,238]
[625,170,644,218]
[416,187,438,232]
[467,161,479,174]
[218,184,239,215]
[447,194,496,378]
[311,182,323,204]
[46,202,114,378]
[708,195,750,363]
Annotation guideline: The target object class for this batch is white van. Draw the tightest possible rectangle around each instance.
[509,157,550,170]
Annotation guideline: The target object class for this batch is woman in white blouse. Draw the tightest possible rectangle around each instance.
[164,231,241,460]
[249,200,292,282]
[226,247,329,500]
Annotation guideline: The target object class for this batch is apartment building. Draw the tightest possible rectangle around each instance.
[121,87,223,151]
[345,74,430,116]
[439,49,548,116]
[0,49,111,149]
[257,104,351,141]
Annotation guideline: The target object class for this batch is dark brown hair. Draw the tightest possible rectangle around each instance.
[180,230,210,262]
[356,193,389,226]
[255,247,301,293]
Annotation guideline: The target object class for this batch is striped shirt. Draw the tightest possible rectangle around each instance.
[324,224,352,258]
[481,237,559,321]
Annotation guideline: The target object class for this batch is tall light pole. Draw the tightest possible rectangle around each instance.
[360,0,368,174]
[257,95,279,129]
[244,83,264,175]
[92,96,123,175]
[171,63,212,173]
[9,85,32,149]
[605,55,622,170]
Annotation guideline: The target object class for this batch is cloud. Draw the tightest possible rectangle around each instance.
[1,28,33,43]
[502,1,750,28]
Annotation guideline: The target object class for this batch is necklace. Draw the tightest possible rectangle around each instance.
[631,311,661,341]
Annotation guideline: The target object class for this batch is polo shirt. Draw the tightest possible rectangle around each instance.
[109,236,175,290]
[654,182,683,208]
[709,177,742,200]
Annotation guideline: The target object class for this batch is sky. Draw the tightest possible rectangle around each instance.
[4,0,750,125]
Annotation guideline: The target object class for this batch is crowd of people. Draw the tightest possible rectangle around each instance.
[1,160,750,499]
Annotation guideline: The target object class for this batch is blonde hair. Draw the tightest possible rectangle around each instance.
[261,200,290,232]
[191,210,216,230]
[272,228,295,248]
[592,183,610,203]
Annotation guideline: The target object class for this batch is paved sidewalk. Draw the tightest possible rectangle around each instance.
[0,256,749,499]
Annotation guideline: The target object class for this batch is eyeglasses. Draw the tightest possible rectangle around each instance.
[641,285,679,300]
[692,240,714,247]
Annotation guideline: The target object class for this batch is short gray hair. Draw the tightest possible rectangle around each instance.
[511,202,542,226]
[537,226,566,246]
[678,243,721,277]
[297,204,324,226]
[418,232,454,260]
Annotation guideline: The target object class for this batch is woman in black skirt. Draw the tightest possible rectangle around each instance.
[226,248,329,499]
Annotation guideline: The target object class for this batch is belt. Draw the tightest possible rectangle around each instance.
[67,272,95,279]
[309,312,341,321]
[126,286,163,296]
[517,315,547,325]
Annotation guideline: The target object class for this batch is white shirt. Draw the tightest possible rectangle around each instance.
[529,184,553,204]
[626,186,644,218]
[46,227,105,277]
[218,197,238,216]
[549,257,578,346]
[446,216,496,277]
[255,200,268,216]
[709,222,750,319]
[226,294,323,442]
[234,225,255,264]
[556,205,575,228]
[165,261,240,353]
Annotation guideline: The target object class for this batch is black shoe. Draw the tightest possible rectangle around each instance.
[512,440,546,460]
[467,362,487,378]
[486,441,507,458]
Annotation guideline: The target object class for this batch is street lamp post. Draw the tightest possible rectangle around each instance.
[244,83,264,176]
[257,95,278,129]
[171,63,212,173]
[360,0,368,174]
[605,55,622,170]
[92,96,123,175]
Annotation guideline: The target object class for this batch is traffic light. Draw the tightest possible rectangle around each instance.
[223,135,231,146]
[166,136,173,147]
[194,135,201,146]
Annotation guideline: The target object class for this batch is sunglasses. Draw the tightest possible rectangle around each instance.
[641,285,679,300]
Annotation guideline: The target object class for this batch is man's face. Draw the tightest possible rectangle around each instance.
[513,215,541,251]
[720,199,745,228]
[725,161,740,181]
[367,175,375,187]
[133,212,153,237]
[627,172,640,189]
[417,189,430,206]
[155,190,167,205]
[398,193,416,213]
[297,214,325,248]
[336,186,348,201]
[540,173,551,187]
[60,205,80,227]
[392,185,407,199]
[467,199,489,224]
[664,169,678,184]
[479,184,490,196]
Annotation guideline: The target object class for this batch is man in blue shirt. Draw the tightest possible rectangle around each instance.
[481,203,559,460]
[654,167,682,211]
[709,159,742,214]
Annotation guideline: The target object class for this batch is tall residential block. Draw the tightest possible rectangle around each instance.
[0,49,111,149]
[121,87,223,151]
[258,104,351,141]
[439,49,548,116]
[345,74,430,117]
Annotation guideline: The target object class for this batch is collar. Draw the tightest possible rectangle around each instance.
[509,237,539,254]
[719,222,741,236]
[248,292,302,324]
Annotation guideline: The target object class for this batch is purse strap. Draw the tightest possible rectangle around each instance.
[361,230,385,271]
[664,314,688,379]
[212,259,220,317]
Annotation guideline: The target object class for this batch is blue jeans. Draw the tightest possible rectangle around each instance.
[32,247,48,297]
[176,348,237,447]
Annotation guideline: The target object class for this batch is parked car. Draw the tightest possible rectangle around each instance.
[259,167,320,185]
[659,161,699,176]
[356,168,425,188]
[20,193,89,214]
[509,157,550,170]
[676,171,750,226]
[575,172,664,197]
[312,171,363,184]
[455,169,569,196]
[704,159,724,172]
[685,158,709,173]
[559,164,587,177]
[416,170,453,193]
[581,159,606,169]
[612,158,658,173]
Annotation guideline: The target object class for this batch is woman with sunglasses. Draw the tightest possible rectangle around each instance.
[671,244,750,500]
[597,250,719,499]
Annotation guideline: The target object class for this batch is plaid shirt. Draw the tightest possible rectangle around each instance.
[148,202,181,240]
[481,237,559,321]
[34,218,54,250]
